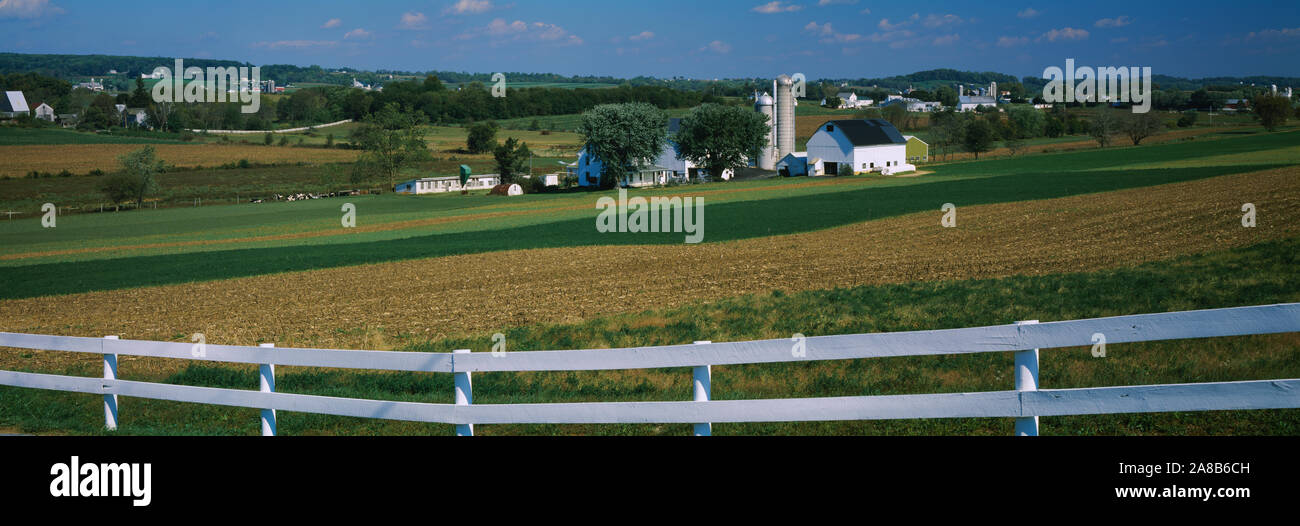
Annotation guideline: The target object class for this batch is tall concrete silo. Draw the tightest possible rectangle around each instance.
[754,91,776,170]
[775,74,796,160]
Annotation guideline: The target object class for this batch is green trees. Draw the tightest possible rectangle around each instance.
[576,102,667,189]
[466,121,499,154]
[1251,93,1292,132]
[1177,110,1198,127]
[349,103,431,189]
[935,86,959,108]
[99,146,163,209]
[674,103,769,183]
[1123,111,1164,145]
[493,137,531,184]
[961,117,995,159]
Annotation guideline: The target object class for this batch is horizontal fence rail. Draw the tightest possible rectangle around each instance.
[0,303,1298,435]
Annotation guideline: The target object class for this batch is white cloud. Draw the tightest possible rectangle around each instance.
[252,40,338,49]
[923,14,963,28]
[878,14,917,31]
[0,0,63,18]
[996,36,1029,47]
[932,34,960,46]
[445,0,494,15]
[752,1,802,14]
[468,18,583,46]
[804,21,860,43]
[399,12,429,30]
[702,40,732,53]
[1039,27,1089,42]
[817,0,856,4]
[629,30,655,41]
[344,28,371,39]
[1245,27,1300,40]
[321,18,341,29]
[1016,8,1039,19]
[1095,16,1132,28]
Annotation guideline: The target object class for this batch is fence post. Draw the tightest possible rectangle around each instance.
[259,343,276,436]
[103,335,119,431]
[1014,320,1040,436]
[692,341,712,436]
[454,349,473,436]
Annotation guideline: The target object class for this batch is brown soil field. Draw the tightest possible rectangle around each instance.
[0,144,359,177]
[2,165,1296,377]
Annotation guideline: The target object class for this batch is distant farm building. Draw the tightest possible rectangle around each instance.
[903,135,929,164]
[806,119,915,175]
[1,91,30,119]
[882,97,942,112]
[777,152,824,177]
[823,92,872,109]
[957,82,999,112]
[34,102,55,121]
[394,174,501,194]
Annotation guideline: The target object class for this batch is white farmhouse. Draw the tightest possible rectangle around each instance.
[34,102,55,121]
[823,92,871,109]
[805,119,915,175]
[570,118,732,188]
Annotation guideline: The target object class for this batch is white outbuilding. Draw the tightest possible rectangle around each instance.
[806,119,915,175]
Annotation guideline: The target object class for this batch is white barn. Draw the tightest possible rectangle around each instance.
[806,119,915,176]
[1,91,29,119]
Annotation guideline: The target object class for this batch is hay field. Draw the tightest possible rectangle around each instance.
[0,143,359,177]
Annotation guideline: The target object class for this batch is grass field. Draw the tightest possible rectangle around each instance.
[0,123,1297,436]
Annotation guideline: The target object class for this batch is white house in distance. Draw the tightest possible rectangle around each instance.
[570,118,732,188]
[957,82,999,112]
[34,102,55,121]
[805,119,915,176]
[395,174,501,194]
[823,91,872,109]
[881,97,942,112]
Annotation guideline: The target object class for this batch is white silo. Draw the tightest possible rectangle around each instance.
[754,91,776,170]
[775,74,796,160]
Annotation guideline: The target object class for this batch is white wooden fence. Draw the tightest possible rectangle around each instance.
[1,303,1298,436]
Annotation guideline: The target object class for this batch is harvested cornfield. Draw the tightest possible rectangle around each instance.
[0,143,359,177]
[2,165,1295,361]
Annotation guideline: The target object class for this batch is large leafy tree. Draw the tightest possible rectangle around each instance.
[466,121,499,154]
[962,117,995,159]
[100,146,164,209]
[674,103,769,182]
[1251,93,1292,132]
[349,103,431,189]
[576,103,667,189]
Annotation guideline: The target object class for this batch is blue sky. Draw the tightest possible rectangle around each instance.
[2,0,1299,79]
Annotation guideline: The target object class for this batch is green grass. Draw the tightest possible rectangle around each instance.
[0,127,190,145]
[3,237,1296,435]
[3,129,1297,298]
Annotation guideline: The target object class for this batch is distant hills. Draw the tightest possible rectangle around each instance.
[2,52,1297,94]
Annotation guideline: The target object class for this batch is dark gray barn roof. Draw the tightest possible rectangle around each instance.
[824,119,906,146]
